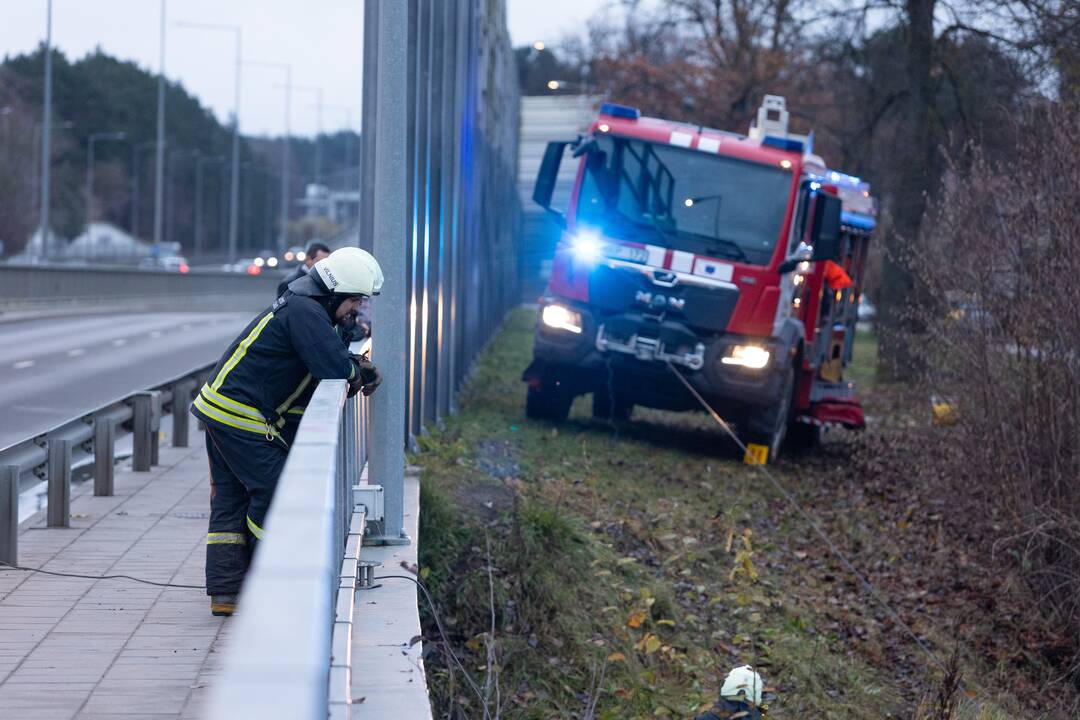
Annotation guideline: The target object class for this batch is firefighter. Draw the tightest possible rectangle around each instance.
[192,247,384,616]
[692,665,766,720]
[276,241,331,297]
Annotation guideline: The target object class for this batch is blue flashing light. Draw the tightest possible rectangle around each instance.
[841,211,876,231]
[762,135,804,153]
[599,102,640,120]
[570,231,604,264]
[827,169,863,188]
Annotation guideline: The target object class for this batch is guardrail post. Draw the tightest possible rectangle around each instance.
[133,391,160,471]
[0,465,17,564]
[172,380,194,448]
[94,417,115,496]
[47,439,72,528]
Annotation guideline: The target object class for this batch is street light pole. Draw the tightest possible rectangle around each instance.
[249,60,292,255]
[295,85,324,187]
[131,140,157,238]
[176,20,243,261]
[86,131,126,234]
[153,0,167,247]
[323,104,356,189]
[38,0,54,261]
[195,155,225,261]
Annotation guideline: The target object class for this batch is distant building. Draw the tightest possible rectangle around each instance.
[6,227,68,265]
[66,223,151,263]
[297,183,360,225]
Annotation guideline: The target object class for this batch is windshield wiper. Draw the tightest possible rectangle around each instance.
[701,237,748,263]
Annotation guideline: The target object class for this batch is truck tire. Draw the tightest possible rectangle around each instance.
[591,389,633,421]
[525,380,572,423]
[740,363,796,463]
[786,421,822,453]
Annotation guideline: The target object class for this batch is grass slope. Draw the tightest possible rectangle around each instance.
[413,309,1041,720]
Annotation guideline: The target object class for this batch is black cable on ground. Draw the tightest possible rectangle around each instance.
[375,573,493,720]
[0,558,205,589]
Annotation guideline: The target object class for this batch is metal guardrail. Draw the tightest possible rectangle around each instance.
[206,340,373,720]
[0,263,282,317]
[0,362,213,564]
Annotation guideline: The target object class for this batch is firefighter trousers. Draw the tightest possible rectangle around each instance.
[204,424,290,596]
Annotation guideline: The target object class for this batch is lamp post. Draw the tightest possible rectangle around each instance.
[167,148,200,246]
[195,155,225,260]
[248,60,292,255]
[86,131,126,233]
[153,0,167,247]
[131,140,157,239]
[176,20,242,261]
[38,0,54,261]
[294,84,324,187]
[323,104,356,189]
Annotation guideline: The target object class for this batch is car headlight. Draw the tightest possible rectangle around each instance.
[722,344,770,369]
[541,304,583,334]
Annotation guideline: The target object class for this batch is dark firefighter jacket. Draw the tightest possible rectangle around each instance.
[191,281,360,440]
[276,266,307,297]
[693,699,762,720]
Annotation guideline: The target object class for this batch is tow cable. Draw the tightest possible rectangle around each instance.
[664,360,949,674]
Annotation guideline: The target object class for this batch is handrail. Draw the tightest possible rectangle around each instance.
[0,360,214,561]
[206,340,371,720]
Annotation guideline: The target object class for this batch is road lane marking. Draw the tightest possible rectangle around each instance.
[112,338,127,346]
[181,324,192,331]
[149,331,163,338]
[67,348,85,357]
[13,360,34,369]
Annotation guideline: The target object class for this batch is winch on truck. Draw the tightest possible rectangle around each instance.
[522,95,876,462]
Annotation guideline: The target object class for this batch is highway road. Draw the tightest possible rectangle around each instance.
[0,311,252,450]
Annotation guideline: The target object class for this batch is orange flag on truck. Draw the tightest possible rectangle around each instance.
[824,260,853,290]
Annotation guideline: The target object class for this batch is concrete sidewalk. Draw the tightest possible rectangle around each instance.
[0,433,229,719]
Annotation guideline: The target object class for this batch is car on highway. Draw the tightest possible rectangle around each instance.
[139,255,190,273]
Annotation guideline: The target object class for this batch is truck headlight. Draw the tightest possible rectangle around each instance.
[722,344,771,369]
[541,304,583,334]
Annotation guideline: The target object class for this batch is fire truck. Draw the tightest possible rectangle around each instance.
[523,96,876,462]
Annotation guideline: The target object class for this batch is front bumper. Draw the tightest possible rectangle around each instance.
[526,301,789,411]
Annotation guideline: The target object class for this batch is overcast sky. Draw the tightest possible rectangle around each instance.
[0,0,606,138]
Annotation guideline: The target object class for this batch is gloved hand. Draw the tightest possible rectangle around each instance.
[348,355,381,397]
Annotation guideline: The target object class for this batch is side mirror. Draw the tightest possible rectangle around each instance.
[779,242,813,275]
[809,193,842,262]
[533,141,569,211]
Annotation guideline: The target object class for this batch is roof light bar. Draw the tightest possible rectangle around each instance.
[762,135,804,153]
[599,102,640,120]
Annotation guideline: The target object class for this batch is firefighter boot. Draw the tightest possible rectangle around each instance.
[210,594,238,617]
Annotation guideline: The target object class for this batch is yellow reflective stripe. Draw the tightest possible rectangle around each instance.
[246,515,265,540]
[194,395,279,437]
[207,532,246,545]
[211,312,274,391]
[275,373,312,416]
[200,383,264,422]
[286,407,305,414]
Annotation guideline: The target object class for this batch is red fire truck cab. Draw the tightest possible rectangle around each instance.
[523,96,875,461]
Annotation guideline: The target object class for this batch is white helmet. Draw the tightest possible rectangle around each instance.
[312,247,383,297]
[720,665,764,705]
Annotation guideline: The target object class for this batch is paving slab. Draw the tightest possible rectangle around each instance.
[0,434,229,719]
[350,474,432,719]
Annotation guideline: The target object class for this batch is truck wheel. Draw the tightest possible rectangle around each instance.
[740,363,795,463]
[591,390,633,421]
[786,421,822,453]
[526,380,572,423]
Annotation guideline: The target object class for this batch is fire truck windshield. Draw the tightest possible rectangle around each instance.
[575,135,793,266]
